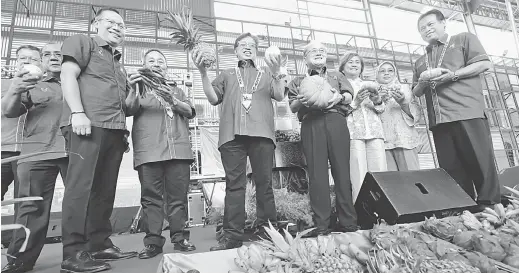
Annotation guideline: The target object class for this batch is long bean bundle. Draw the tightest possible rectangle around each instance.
[137,67,175,109]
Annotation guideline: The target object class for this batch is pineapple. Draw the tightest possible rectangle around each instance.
[165,7,216,68]
[417,259,481,273]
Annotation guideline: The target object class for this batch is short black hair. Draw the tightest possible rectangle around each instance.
[143,48,167,64]
[418,9,445,24]
[92,7,121,23]
[15,45,41,57]
[234,32,259,49]
[339,52,364,76]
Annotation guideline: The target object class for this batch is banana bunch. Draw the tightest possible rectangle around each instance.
[234,244,282,273]
[477,203,519,227]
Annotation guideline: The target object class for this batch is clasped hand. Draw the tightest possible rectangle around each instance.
[419,68,455,86]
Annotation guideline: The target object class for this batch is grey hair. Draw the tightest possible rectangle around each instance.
[303,40,326,57]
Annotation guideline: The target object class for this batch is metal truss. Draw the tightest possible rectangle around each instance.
[406,0,518,22]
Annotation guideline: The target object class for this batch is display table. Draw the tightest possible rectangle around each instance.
[158,249,240,273]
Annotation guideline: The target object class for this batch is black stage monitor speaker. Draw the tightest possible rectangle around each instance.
[355,168,477,229]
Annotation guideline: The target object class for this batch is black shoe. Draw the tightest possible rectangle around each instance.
[209,237,243,251]
[90,246,138,261]
[303,228,331,238]
[60,251,110,273]
[173,239,196,252]
[138,245,163,259]
[1,260,34,273]
[334,225,359,233]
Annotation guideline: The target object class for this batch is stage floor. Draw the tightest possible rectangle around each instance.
[1,225,228,273]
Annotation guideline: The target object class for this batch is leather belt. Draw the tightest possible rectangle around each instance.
[301,108,342,121]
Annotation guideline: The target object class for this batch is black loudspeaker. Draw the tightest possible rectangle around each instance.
[355,168,477,229]
[499,166,519,192]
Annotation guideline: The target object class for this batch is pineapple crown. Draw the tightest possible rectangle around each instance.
[164,7,202,52]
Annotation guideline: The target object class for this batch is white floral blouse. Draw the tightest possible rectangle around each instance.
[346,78,385,140]
[379,84,421,150]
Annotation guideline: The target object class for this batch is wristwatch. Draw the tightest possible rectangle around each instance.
[452,71,459,82]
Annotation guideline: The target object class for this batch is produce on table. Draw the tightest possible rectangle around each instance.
[165,7,216,68]
[420,207,519,269]
[470,233,507,262]
[459,250,498,273]
[136,67,176,109]
[452,230,477,250]
[417,259,481,273]
[299,76,335,109]
[422,216,462,242]
[369,223,498,273]
[234,221,370,273]
[234,244,282,273]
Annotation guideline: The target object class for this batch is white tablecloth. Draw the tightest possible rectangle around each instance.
[157,249,240,273]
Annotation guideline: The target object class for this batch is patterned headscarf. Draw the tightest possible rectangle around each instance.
[375,61,400,86]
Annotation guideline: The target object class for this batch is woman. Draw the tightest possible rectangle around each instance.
[339,52,386,203]
[376,61,421,171]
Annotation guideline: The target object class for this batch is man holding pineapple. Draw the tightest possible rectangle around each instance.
[194,33,287,251]
[59,8,139,273]
[1,43,68,273]
[287,41,358,236]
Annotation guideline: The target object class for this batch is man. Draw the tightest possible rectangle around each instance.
[1,45,40,202]
[195,32,287,251]
[287,41,357,235]
[1,43,68,273]
[129,49,197,259]
[412,9,500,207]
[59,8,139,273]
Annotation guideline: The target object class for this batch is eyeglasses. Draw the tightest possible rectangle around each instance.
[42,52,62,59]
[98,18,126,30]
[379,69,395,73]
[237,42,257,49]
[306,48,326,56]
[17,56,41,62]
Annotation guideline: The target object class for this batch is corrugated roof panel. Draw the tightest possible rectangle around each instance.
[2,26,10,59]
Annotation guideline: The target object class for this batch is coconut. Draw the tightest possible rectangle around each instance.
[471,234,507,261]
[503,255,519,268]
[461,251,498,273]
[264,45,281,64]
[22,64,43,79]
[453,230,476,250]
[299,75,335,109]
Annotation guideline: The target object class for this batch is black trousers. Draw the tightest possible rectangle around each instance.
[7,158,68,265]
[61,126,126,259]
[137,160,191,247]
[301,112,357,231]
[1,151,20,201]
[219,135,276,241]
[431,118,501,204]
